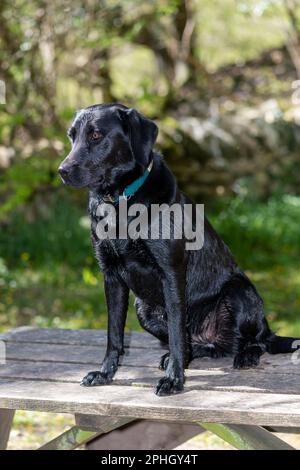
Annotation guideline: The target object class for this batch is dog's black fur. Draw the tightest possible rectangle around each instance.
[59,103,299,396]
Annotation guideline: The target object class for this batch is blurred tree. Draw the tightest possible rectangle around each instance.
[284,0,300,76]
[1,0,300,216]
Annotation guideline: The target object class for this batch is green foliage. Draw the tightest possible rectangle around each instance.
[0,193,138,331]
[0,0,300,338]
[211,194,300,270]
[210,194,300,336]
[2,0,300,450]
[0,193,299,336]
[0,193,91,266]
[197,0,288,70]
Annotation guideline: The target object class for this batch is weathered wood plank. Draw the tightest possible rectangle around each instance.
[3,328,300,375]
[0,409,15,450]
[0,379,300,427]
[84,420,203,450]
[5,327,164,349]
[265,426,300,434]
[5,342,163,367]
[200,423,295,450]
[4,340,300,378]
[6,328,298,370]
[1,360,300,395]
[39,427,100,450]
[39,417,134,450]
[0,361,162,384]
[75,414,134,432]
[190,354,300,374]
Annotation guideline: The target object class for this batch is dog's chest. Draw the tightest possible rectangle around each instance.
[89,196,163,300]
[95,238,162,298]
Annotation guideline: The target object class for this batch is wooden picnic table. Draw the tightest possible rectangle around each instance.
[0,327,299,450]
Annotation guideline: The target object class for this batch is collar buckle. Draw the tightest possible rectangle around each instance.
[102,160,153,205]
[102,194,115,204]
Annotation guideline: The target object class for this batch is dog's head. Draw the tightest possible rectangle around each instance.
[58,103,158,190]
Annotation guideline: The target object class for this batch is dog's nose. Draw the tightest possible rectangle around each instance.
[58,165,69,178]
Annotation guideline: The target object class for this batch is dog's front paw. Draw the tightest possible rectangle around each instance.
[159,352,170,371]
[80,370,112,387]
[155,376,184,396]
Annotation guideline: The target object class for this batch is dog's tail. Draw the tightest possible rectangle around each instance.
[266,334,300,354]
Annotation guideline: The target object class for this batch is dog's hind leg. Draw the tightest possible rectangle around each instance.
[189,274,271,369]
[227,276,271,369]
[189,297,236,361]
[233,315,270,369]
[135,298,168,343]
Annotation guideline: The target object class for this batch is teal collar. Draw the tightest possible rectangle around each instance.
[103,160,153,205]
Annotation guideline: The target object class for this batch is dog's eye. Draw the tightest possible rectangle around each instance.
[91,130,102,141]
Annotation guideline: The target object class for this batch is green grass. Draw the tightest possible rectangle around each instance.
[0,264,139,331]
[7,411,74,450]
[0,193,300,335]
[210,194,300,336]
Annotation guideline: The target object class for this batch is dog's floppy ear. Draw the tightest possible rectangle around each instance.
[120,108,158,167]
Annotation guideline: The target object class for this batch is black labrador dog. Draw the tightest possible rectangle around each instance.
[59,103,299,396]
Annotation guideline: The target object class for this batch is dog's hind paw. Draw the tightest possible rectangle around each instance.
[80,370,112,386]
[155,376,184,396]
[233,346,261,369]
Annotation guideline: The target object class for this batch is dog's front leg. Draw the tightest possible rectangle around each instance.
[81,274,129,386]
[155,270,187,396]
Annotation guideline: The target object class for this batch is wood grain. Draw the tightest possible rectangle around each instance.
[1,327,300,428]
[0,379,300,426]
[4,327,164,349]
[5,342,163,367]
[0,360,300,395]
[4,338,300,373]
[0,409,15,450]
